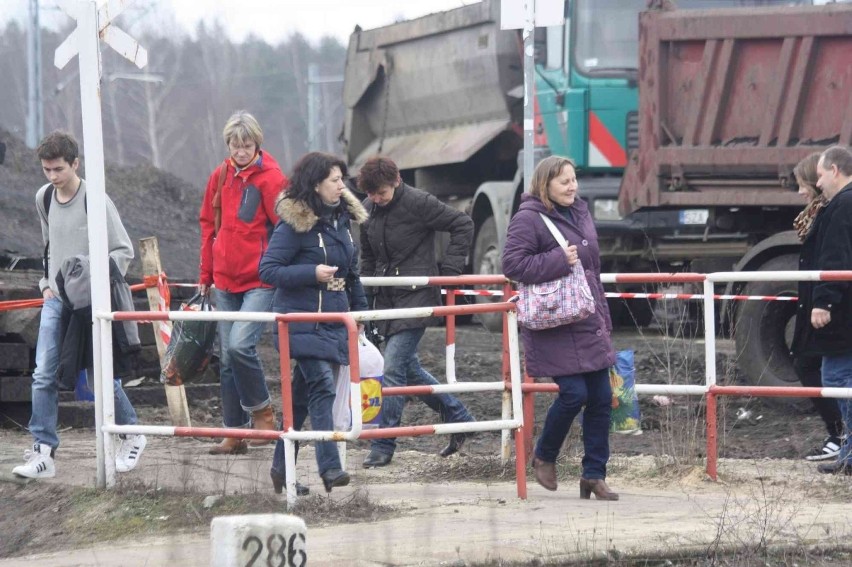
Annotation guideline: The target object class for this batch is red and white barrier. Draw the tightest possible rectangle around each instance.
[91,269,852,498]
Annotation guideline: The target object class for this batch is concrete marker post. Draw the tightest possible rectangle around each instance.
[210,514,307,567]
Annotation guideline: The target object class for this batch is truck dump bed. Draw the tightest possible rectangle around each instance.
[620,3,852,215]
[342,0,521,173]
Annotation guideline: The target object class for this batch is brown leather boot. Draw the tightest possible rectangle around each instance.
[579,477,619,501]
[532,457,558,491]
[249,405,276,447]
[208,437,248,455]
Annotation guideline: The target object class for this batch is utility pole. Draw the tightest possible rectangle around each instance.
[307,63,343,152]
[26,0,44,148]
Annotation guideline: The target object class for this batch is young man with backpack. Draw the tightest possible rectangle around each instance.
[11,131,146,479]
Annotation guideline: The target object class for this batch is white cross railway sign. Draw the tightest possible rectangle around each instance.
[53,0,148,490]
[55,0,148,70]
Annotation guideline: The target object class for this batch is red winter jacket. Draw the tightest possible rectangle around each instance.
[199,151,288,293]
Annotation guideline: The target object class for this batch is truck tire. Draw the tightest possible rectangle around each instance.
[472,217,504,332]
[734,254,805,406]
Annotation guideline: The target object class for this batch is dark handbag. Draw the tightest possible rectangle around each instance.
[514,213,596,330]
[160,292,217,386]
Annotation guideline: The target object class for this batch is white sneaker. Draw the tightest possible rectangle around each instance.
[12,443,56,479]
[115,434,147,473]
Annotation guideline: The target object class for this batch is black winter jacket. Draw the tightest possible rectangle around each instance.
[55,257,141,389]
[259,189,369,364]
[791,181,852,357]
[360,183,474,337]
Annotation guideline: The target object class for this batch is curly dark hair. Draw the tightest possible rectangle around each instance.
[286,152,348,214]
[357,156,399,194]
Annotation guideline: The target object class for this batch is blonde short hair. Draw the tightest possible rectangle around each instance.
[529,156,576,211]
[222,110,264,148]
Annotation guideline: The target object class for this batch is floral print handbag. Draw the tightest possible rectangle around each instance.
[514,213,596,330]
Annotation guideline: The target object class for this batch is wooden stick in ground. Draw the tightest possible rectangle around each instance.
[139,236,191,427]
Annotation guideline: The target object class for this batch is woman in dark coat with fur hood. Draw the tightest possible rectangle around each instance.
[502,156,618,500]
[259,152,368,494]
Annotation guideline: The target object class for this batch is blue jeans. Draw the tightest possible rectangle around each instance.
[272,359,341,476]
[535,367,612,480]
[822,352,852,465]
[371,327,474,456]
[215,288,273,428]
[29,297,137,450]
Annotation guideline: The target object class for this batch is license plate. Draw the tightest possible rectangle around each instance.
[679,209,709,225]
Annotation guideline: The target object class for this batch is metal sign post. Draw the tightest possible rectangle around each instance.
[54,0,148,489]
[500,0,564,189]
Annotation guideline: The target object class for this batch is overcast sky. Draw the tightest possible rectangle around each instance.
[4,1,479,45]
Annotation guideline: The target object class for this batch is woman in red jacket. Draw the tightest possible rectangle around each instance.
[198,111,288,454]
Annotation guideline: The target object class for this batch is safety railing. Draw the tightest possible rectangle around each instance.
[101,295,525,505]
[84,269,852,500]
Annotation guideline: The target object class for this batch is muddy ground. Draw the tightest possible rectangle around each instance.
[0,324,835,562]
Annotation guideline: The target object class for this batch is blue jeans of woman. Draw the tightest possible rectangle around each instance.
[29,297,137,450]
[535,367,612,480]
[214,288,273,428]
[370,327,474,457]
[822,352,852,465]
[272,359,341,476]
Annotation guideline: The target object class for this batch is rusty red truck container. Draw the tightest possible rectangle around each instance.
[619,2,852,391]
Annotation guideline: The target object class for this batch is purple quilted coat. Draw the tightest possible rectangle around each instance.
[502,193,615,378]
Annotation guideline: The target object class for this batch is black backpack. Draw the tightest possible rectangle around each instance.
[42,185,87,280]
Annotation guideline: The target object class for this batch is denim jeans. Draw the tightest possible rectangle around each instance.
[371,327,474,456]
[535,367,612,480]
[272,359,341,476]
[29,297,137,450]
[822,352,852,464]
[214,288,273,428]
[271,365,307,479]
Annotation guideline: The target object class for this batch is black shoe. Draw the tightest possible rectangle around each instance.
[817,461,852,475]
[270,471,310,496]
[362,450,393,468]
[320,468,351,493]
[439,433,467,458]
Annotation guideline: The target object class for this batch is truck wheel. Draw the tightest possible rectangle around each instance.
[472,217,504,332]
[734,254,805,407]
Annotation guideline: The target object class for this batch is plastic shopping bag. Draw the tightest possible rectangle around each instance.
[160,292,217,386]
[610,349,641,434]
[333,333,385,430]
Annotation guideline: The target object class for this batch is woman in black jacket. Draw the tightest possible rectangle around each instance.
[259,152,368,493]
[358,156,476,468]
[789,152,844,461]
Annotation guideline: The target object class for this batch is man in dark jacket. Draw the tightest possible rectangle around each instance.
[805,145,852,475]
[358,156,476,468]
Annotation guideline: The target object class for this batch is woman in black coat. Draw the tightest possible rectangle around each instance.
[259,152,368,493]
[789,152,843,461]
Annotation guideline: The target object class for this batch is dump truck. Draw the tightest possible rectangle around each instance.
[341,0,852,391]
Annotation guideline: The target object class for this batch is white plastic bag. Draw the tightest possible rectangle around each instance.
[333,333,385,431]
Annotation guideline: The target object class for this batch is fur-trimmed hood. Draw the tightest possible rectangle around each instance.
[274,188,368,233]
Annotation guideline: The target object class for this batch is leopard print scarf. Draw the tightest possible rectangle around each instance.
[793,198,827,241]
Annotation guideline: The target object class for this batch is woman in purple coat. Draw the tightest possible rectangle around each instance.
[502,156,618,499]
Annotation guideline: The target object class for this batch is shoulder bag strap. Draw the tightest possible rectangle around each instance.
[212,160,229,236]
[538,212,569,247]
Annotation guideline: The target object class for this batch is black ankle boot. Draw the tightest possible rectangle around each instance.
[270,470,310,496]
[363,450,393,468]
[320,468,351,493]
[439,433,467,458]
